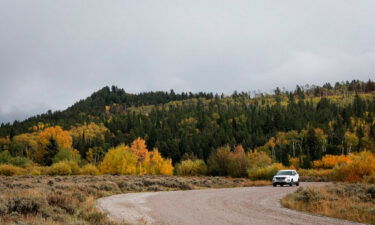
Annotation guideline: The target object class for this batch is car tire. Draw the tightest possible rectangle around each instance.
[296,182,299,186]
[273,183,276,187]
[289,182,293,186]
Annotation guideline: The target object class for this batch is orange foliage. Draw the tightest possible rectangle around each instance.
[38,126,72,149]
[289,157,300,169]
[331,151,375,183]
[131,137,149,161]
[0,136,11,146]
[313,154,352,169]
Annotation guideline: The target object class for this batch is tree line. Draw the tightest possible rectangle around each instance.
[0,79,374,168]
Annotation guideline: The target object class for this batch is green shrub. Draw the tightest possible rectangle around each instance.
[9,156,32,167]
[0,150,31,167]
[0,164,25,176]
[52,148,81,164]
[207,146,231,176]
[0,151,12,164]
[247,163,284,180]
[47,162,72,176]
[6,196,46,215]
[175,159,207,176]
[80,164,99,175]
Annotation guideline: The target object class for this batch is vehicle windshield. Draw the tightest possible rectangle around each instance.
[276,171,293,176]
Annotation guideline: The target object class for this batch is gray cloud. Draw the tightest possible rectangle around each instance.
[1,0,375,123]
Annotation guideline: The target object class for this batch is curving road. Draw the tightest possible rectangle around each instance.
[97,182,364,225]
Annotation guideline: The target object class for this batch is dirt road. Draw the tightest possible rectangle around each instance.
[97,182,363,225]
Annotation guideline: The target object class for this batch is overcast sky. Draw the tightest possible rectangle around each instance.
[0,1,374,123]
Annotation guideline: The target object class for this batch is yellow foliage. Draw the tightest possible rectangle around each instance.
[160,159,173,175]
[99,139,173,175]
[47,162,72,176]
[99,145,138,175]
[266,137,276,148]
[12,133,39,159]
[247,163,284,180]
[29,122,49,132]
[80,164,99,175]
[248,151,272,168]
[0,164,26,176]
[149,149,173,175]
[24,165,44,175]
[175,159,207,176]
[86,148,95,163]
[38,126,72,150]
[289,157,300,169]
[70,122,108,144]
[344,131,359,153]
[63,160,80,175]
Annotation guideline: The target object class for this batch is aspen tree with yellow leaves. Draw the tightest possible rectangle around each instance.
[99,138,173,175]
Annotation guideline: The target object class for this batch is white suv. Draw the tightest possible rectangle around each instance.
[272,170,299,187]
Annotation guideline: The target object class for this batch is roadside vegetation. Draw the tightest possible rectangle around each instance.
[0,175,269,225]
[281,183,375,224]
[282,151,375,224]
[1,138,375,183]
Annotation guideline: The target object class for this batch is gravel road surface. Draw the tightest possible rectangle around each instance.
[97,182,364,225]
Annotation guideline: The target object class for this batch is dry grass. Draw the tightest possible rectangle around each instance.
[0,175,270,225]
[281,183,375,224]
[298,169,332,182]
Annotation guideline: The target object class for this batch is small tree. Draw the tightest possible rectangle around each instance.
[207,146,231,176]
[43,138,59,166]
[344,131,359,154]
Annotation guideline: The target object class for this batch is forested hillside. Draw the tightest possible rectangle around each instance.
[0,79,374,167]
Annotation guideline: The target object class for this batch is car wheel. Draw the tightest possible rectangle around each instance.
[296,182,299,186]
[273,183,276,187]
[289,180,293,186]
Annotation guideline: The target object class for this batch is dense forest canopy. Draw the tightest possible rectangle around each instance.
[0,79,374,167]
